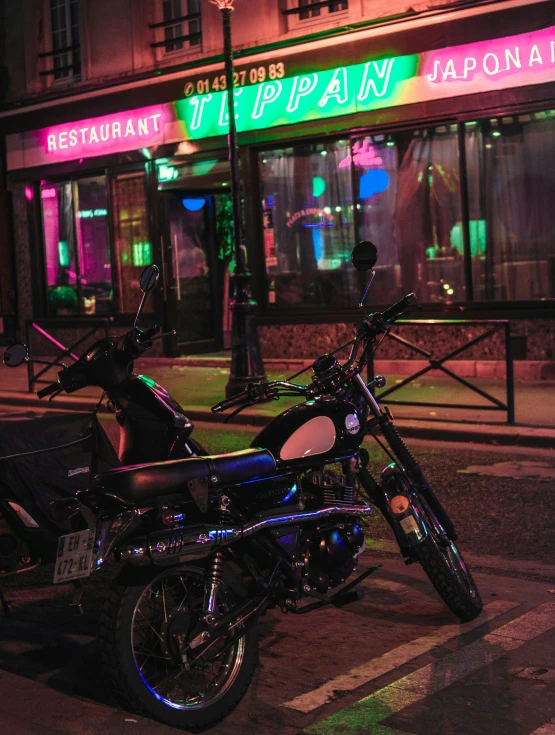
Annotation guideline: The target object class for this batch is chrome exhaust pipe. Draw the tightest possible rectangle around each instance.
[117,504,372,566]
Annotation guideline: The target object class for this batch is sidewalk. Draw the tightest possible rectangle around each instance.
[0,356,554,448]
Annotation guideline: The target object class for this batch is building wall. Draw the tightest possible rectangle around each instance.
[0,0,469,106]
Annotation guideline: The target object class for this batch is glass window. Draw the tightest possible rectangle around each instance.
[50,0,81,81]
[465,113,555,301]
[41,176,113,316]
[162,0,201,53]
[111,173,154,313]
[41,181,79,315]
[354,126,465,304]
[260,141,357,308]
[298,0,347,19]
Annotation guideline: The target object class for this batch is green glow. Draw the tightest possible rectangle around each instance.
[58,240,70,267]
[312,176,326,197]
[158,164,178,181]
[175,54,418,141]
[138,374,157,389]
[132,242,152,267]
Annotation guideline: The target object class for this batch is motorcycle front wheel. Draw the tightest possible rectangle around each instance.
[414,496,483,622]
[98,564,258,732]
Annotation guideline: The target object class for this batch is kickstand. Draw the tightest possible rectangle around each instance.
[69,580,84,615]
[0,584,10,617]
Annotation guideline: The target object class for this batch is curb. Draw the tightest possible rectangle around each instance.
[1,392,554,449]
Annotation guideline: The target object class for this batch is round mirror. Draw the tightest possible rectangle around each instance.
[351,241,378,271]
[3,343,29,368]
[139,265,160,293]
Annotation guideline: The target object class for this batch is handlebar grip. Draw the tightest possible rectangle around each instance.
[381,293,417,324]
[37,382,60,399]
[136,325,160,343]
[212,390,250,413]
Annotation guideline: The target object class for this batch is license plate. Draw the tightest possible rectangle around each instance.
[53,529,95,585]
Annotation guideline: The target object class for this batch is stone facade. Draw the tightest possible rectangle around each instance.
[258,319,555,362]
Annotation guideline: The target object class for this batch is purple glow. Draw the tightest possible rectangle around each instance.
[339,140,384,169]
[24,185,33,201]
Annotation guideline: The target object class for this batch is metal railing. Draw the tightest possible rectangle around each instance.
[25,319,111,394]
[367,319,515,424]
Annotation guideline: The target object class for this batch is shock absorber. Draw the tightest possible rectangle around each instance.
[204,495,231,615]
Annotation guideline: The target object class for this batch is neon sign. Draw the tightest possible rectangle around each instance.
[77,208,108,218]
[42,108,165,160]
[7,25,555,170]
[286,208,334,228]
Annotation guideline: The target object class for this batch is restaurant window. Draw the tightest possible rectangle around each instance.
[40,176,113,316]
[260,140,357,308]
[354,125,465,305]
[157,0,201,53]
[296,1,347,20]
[49,0,81,81]
[111,173,154,314]
[465,113,555,301]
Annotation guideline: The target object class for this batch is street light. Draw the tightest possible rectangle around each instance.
[208,0,266,398]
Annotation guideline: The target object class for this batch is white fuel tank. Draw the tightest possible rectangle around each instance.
[280,416,336,460]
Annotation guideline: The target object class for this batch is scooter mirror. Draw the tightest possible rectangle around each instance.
[139,265,160,293]
[3,343,29,367]
[352,241,378,271]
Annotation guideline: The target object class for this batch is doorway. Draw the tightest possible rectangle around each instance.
[162,191,231,354]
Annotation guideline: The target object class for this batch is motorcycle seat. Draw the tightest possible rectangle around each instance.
[92,448,276,504]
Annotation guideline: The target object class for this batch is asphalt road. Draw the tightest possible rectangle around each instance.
[0,417,554,734]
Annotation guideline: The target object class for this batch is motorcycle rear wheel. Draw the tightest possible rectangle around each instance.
[98,564,258,732]
[415,501,482,622]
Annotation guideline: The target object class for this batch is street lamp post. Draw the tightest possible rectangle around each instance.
[208,0,266,398]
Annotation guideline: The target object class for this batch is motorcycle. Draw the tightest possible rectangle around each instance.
[24,240,479,732]
[0,264,205,591]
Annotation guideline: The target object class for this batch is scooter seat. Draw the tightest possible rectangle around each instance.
[92,448,276,504]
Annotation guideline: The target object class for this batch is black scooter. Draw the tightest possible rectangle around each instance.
[0,265,205,587]
[20,242,480,732]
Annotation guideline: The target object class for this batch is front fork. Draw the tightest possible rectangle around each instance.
[353,374,457,550]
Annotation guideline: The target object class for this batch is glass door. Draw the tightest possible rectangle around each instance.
[163,192,222,353]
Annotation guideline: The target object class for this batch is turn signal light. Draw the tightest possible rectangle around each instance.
[389,495,410,515]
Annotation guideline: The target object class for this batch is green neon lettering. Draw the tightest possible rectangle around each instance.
[286,73,318,112]
[251,81,283,120]
[218,88,243,126]
[189,94,213,130]
[357,59,395,101]
[318,67,348,107]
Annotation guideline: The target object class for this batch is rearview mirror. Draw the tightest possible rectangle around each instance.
[352,241,378,271]
[3,343,29,368]
[139,265,160,293]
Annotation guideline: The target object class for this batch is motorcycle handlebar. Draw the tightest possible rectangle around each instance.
[381,293,417,324]
[37,382,60,399]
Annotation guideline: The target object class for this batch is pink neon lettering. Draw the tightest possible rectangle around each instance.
[100,124,110,141]
[463,58,477,78]
[529,44,543,65]
[138,119,148,135]
[69,130,77,146]
[150,113,161,131]
[89,127,99,143]
[125,120,135,137]
[58,132,68,149]
[47,135,57,151]
[112,121,122,138]
[504,47,521,71]
[483,53,500,75]
[79,128,89,144]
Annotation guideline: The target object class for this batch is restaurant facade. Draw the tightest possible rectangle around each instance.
[1,0,555,366]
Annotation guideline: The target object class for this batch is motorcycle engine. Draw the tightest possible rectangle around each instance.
[303,522,364,593]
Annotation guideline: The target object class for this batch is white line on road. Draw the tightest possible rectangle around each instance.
[283,599,518,712]
[305,601,555,735]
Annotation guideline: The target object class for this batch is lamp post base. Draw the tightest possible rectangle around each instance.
[225,271,266,398]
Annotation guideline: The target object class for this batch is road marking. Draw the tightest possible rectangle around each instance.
[304,602,555,735]
[531,718,555,735]
[283,600,518,712]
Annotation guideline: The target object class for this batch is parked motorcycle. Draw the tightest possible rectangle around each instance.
[2,243,482,731]
[0,265,205,586]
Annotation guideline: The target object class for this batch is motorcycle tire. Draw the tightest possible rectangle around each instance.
[98,564,258,732]
[415,504,483,623]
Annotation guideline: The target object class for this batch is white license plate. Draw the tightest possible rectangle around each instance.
[53,529,95,585]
